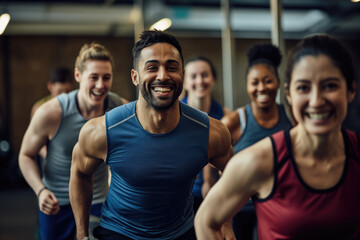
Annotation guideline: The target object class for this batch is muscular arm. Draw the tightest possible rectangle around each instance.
[69,116,107,240]
[206,117,234,239]
[18,99,61,214]
[201,164,219,198]
[221,110,242,146]
[195,138,274,240]
[207,117,233,172]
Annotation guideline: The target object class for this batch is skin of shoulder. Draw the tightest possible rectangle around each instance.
[120,96,130,104]
[223,137,274,200]
[221,109,241,145]
[73,116,107,175]
[208,117,233,172]
[21,97,62,156]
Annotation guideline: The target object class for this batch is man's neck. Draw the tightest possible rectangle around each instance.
[136,98,181,134]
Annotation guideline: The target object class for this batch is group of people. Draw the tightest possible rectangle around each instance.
[18,29,359,240]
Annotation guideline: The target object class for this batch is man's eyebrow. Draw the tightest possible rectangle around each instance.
[167,59,180,64]
[144,60,159,65]
[293,79,311,84]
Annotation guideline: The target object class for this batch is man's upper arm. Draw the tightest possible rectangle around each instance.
[73,116,107,175]
[208,117,233,172]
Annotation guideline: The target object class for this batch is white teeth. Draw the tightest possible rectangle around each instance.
[153,87,171,92]
[257,94,270,101]
[308,112,330,120]
[92,91,103,96]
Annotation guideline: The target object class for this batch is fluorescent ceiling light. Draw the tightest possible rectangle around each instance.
[351,0,360,2]
[150,18,172,31]
[0,13,10,35]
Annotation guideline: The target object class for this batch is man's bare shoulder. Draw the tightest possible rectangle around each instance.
[208,117,231,156]
[221,109,239,129]
[78,116,107,160]
[209,117,231,141]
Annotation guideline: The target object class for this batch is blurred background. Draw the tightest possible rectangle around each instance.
[0,0,359,239]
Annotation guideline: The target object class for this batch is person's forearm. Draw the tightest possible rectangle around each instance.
[194,213,224,240]
[18,154,45,195]
[69,168,94,240]
[202,164,218,198]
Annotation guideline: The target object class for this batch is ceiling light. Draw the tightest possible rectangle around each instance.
[351,0,360,2]
[0,13,10,35]
[149,18,172,31]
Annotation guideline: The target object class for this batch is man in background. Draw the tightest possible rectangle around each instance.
[31,66,74,118]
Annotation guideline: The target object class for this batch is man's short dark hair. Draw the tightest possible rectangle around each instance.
[132,30,184,70]
[50,67,72,84]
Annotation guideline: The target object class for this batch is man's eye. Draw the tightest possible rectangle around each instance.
[147,66,157,71]
[296,85,309,92]
[168,66,178,71]
[324,83,338,90]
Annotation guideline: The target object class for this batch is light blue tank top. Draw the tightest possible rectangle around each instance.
[102,101,209,239]
[233,104,292,154]
[43,89,123,205]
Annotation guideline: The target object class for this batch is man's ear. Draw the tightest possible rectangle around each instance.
[131,69,139,86]
[74,68,81,84]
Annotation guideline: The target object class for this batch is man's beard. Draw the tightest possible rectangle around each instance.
[140,79,183,110]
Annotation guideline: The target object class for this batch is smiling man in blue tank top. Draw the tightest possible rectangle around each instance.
[69,30,234,240]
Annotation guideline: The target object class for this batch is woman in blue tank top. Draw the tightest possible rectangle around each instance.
[221,44,292,240]
[182,56,229,213]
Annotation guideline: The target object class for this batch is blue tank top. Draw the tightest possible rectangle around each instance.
[234,104,292,154]
[102,101,209,239]
[43,90,123,205]
[181,97,224,198]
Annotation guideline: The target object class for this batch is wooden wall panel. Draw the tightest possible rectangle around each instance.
[9,36,136,153]
[5,35,360,159]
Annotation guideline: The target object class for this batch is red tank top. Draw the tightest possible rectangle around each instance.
[253,130,360,240]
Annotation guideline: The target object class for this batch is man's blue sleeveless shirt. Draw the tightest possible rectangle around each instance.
[102,101,209,239]
[181,97,224,198]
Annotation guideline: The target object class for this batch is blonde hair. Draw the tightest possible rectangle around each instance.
[75,42,114,73]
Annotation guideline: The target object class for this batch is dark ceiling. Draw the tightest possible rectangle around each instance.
[1,0,359,39]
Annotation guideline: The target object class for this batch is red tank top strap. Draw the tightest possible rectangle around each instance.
[270,130,291,167]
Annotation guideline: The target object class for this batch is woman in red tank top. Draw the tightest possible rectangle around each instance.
[194,34,360,240]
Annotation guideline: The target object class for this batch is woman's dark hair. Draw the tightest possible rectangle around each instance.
[132,30,184,70]
[185,56,217,80]
[285,34,355,91]
[246,43,282,79]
